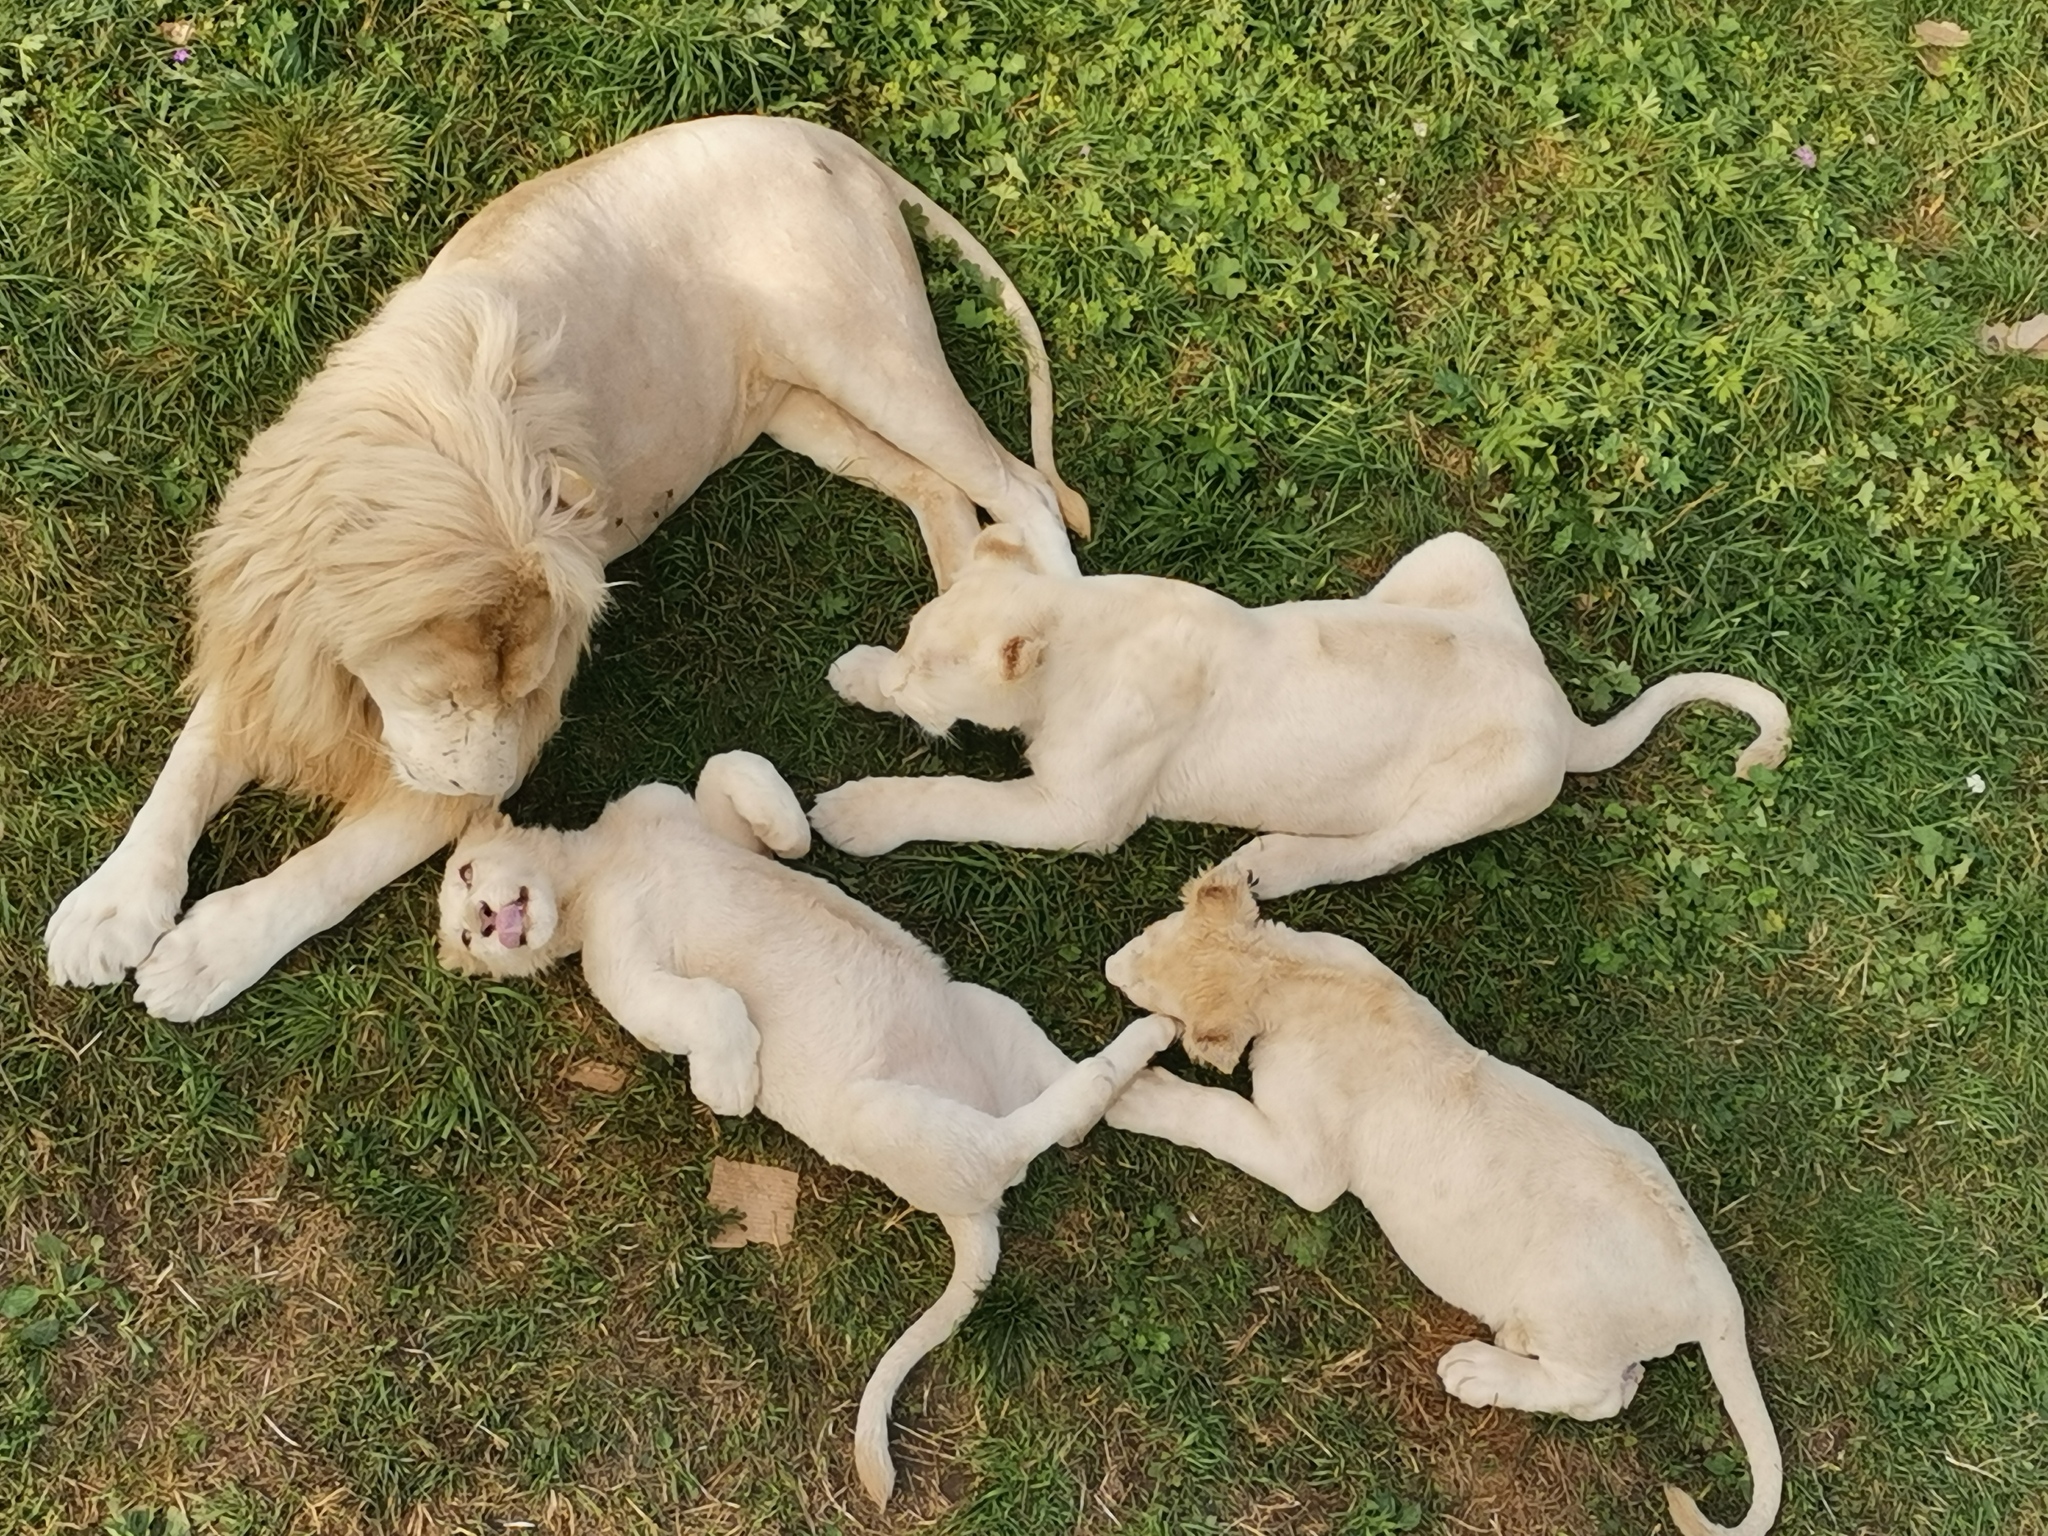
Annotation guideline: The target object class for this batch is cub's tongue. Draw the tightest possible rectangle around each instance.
[495,898,527,948]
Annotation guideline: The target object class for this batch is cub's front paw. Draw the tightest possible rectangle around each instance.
[809,779,915,858]
[689,1044,761,1118]
[827,646,900,713]
[45,856,186,987]
[1102,1065,1186,1134]
[132,889,277,1020]
[689,989,761,1116]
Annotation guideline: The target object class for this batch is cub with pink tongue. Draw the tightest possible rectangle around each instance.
[432,751,1172,1508]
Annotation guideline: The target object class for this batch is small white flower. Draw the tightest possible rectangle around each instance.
[1965,772,1987,795]
[1412,118,1430,138]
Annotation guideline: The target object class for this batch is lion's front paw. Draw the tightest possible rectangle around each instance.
[131,889,279,1020]
[827,646,900,713]
[809,780,915,857]
[45,855,186,987]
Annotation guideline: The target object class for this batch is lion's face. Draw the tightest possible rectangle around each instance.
[349,577,575,799]
[1105,869,1264,1073]
[437,819,575,977]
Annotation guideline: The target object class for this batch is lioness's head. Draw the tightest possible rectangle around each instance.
[875,525,1055,735]
[437,813,580,977]
[1105,867,1265,1073]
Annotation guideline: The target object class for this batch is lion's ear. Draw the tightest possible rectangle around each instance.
[553,464,595,511]
[970,523,1041,571]
[997,632,1045,682]
[1182,866,1257,926]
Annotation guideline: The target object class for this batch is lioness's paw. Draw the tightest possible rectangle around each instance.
[45,857,186,987]
[827,646,899,713]
[132,890,276,1021]
[809,780,913,858]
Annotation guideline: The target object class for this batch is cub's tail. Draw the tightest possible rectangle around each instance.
[853,1208,1001,1508]
[1664,1318,1784,1536]
[1567,673,1789,781]
[885,175,1090,537]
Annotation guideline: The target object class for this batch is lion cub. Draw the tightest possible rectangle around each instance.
[1103,869,1782,1536]
[437,752,1173,1507]
[812,527,1788,897]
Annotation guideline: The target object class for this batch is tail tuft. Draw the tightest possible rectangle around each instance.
[1665,1483,1726,1536]
[1055,481,1091,538]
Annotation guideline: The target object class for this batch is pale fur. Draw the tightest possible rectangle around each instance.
[46,114,1087,1019]
[1102,869,1783,1536]
[436,753,1172,1508]
[811,528,1790,897]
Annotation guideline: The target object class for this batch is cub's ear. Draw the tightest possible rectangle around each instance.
[1181,865,1258,926]
[970,523,1041,571]
[459,808,513,840]
[997,632,1045,681]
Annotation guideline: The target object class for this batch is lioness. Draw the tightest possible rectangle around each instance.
[47,115,1086,1019]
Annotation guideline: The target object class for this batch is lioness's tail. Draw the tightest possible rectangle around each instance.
[885,176,1090,537]
[1567,673,1789,781]
[853,1208,1001,1508]
[1664,1318,1784,1536]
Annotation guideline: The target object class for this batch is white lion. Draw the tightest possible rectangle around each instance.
[812,527,1789,896]
[47,114,1087,1020]
[1102,868,1782,1536]
[436,752,1173,1507]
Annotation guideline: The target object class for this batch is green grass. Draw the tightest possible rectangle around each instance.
[4,0,2047,1531]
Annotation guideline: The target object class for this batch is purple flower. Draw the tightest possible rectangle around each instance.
[1793,144,1817,169]
[171,46,190,63]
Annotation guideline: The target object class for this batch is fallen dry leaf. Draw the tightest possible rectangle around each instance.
[1912,19,1972,47]
[562,1059,632,1093]
[156,19,196,44]
[706,1156,799,1248]
[1980,314,2048,356]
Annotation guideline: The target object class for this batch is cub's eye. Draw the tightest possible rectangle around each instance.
[461,931,473,947]
[458,863,473,885]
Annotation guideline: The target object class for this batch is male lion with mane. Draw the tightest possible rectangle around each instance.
[45,115,1087,1019]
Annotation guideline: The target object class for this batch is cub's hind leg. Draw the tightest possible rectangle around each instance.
[839,1012,1175,1215]
[1363,531,1530,636]
[1437,1339,1642,1421]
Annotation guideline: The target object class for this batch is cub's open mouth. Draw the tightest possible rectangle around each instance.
[479,887,529,947]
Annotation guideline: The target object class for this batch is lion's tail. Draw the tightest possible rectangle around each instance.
[885,175,1090,537]
[1664,1311,1784,1536]
[1566,672,1789,781]
[852,1208,1000,1508]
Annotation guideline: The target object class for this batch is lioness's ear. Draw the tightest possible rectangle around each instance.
[1181,866,1257,925]
[970,523,1041,571]
[997,632,1045,681]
